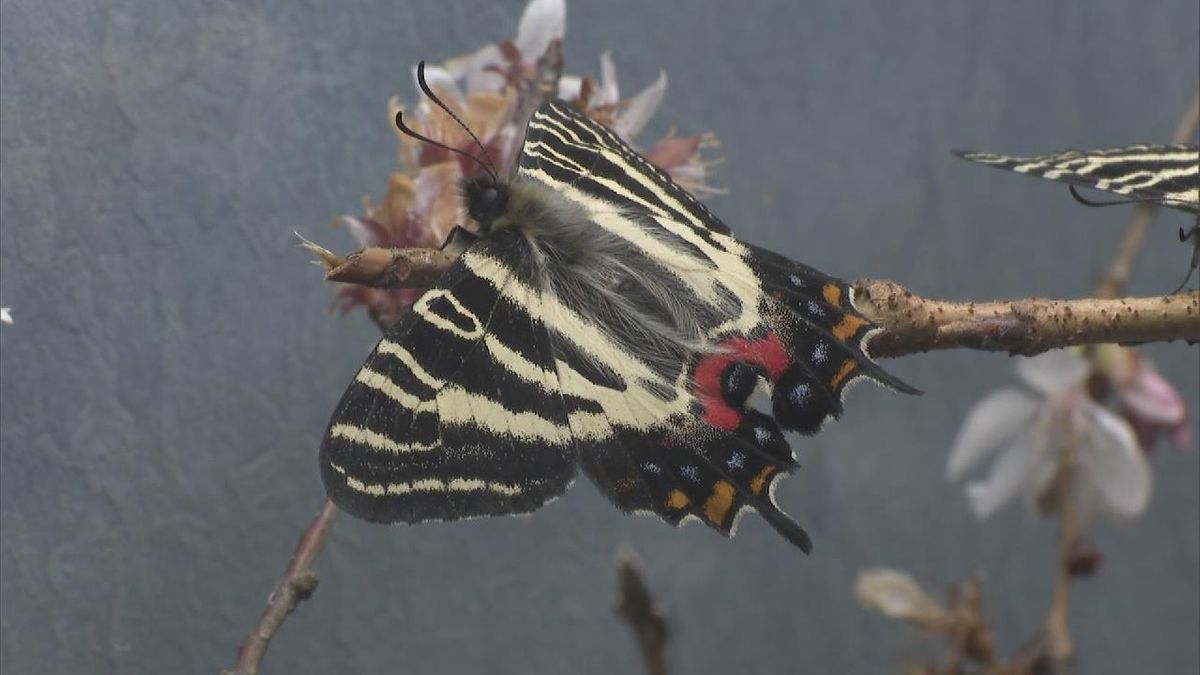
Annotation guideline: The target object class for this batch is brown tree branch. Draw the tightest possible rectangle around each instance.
[323,245,457,289]
[1043,441,1081,666]
[615,554,670,675]
[1010,87,1200,675]
[222,500,339,675]
[310,244,1200,357]
[851,279,1198,358]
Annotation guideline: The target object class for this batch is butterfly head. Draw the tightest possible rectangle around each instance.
[461,177,510,234]
[394,61,506,233]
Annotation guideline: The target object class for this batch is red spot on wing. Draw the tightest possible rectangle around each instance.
[692,332,791,430]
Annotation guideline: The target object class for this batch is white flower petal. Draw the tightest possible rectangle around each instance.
[855,568,947,623]
[614,70,667,140]
[1015,350,1090,396]
[412,64,464,103]
[1119,360,1187,426]
[442,46,483,80]
[514,0,565,62]
[0,307,10,325]
[444,44,507,94]
[1076,403,1152,521]
[557,75,582,101]
[337,216,377,249]
[595,51,620,105]
[964,428,1048,519]
[946,387,1040,480]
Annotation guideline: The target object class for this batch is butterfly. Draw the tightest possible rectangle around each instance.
[955,145,1200,290]
[320,63,917,552]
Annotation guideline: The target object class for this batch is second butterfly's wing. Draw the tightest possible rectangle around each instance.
[516,100,917,551]
[955,144,1200,214]
[320,231,578,524]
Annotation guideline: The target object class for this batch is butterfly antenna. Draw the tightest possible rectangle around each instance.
[415,61,500,184]
[1068,185,1159,208]
[1179,222,1199,243]
[393,109,498,182]
[1171,220,1200,294]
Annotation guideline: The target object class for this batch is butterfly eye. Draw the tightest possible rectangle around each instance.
[481,187,500,207]
[465,182,508,231]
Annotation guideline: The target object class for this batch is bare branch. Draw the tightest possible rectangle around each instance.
[309,246,1200,358]
[323,246,457,289]
[852,279,1199,358]
[615,553,669,675]
[223,500,339,675]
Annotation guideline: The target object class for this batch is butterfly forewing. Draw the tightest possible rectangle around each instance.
[955,144,1200,213]
[320,232,577,523]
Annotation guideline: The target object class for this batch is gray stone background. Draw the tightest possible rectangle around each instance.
[1,0,1197,673]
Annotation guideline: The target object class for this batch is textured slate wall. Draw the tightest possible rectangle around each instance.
[1,1,1196,673]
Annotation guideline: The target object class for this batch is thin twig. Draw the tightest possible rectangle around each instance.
[223,500,339,675]
[1008,87,1200,675]
[852,280,1198,357]
[324,245,456,290]
[1044,441,1080,669]
[615,553,669,675]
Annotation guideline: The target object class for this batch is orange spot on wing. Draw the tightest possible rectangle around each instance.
[666,490,690,510]
[704,481,736,526]
[829,358,858,389]
[749,466,777,496]
[822,282,842,306]
[831,315,866,341]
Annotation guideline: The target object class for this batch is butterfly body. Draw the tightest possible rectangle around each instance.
[321,99,915,551]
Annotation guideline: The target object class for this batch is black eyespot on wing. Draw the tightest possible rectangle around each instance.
[578,415,811,552]
[736,410,794,465]
[721,362,764,408]
[772,365,837,435]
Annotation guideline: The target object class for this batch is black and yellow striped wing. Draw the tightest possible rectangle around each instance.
[320,231,579,523]
[955,144,1199,213]
[321,99,916,551]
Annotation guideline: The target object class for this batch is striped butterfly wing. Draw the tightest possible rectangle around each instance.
[955,144,1200,214]
[515,100,916,551]
[320,231,577,523]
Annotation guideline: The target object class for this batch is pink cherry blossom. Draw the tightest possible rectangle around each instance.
[330,0,722,324]
[946,350,1151,523]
